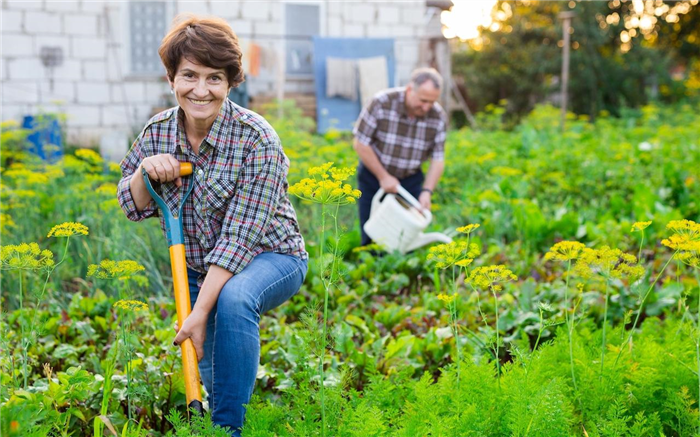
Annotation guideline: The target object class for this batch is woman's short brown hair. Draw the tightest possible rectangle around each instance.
[159,14,244,88]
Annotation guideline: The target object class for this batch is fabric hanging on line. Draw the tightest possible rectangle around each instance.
[357,56,388,109]
[325,57,357,101]
[248,42,261,77]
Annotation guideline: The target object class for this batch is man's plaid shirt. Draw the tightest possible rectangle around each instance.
[353,87,447,180]
[117,99,307,282]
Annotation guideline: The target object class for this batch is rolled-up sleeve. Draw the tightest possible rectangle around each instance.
[117,132,158,222]
[352,99,380,147]
[204,138,287,275]
[431,117,447,162]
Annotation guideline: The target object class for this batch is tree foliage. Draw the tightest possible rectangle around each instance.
[452,0,700,121]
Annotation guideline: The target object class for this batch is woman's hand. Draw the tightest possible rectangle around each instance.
[173,307,208,362]
[141,154,183,187]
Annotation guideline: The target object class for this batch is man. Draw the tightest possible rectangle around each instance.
[353,67,447,246]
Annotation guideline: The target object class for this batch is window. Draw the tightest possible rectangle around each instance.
[285,3,321,77]
[127,1,168,76]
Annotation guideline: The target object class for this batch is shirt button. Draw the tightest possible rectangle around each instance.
[197,169,204,177]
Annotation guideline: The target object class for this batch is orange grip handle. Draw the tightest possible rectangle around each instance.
[170,244,202,406]
[179,162,193,177]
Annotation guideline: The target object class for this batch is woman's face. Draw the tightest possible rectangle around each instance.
[169,58,229,127]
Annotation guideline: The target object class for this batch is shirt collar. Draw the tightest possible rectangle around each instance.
[175,102,231,153]
[397,87,408,118]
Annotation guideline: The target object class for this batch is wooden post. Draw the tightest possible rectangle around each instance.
[558,11,575,132]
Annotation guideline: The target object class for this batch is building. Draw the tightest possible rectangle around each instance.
[1,0,451,160]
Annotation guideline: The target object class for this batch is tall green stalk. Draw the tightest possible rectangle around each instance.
[600,277,611,379]
[563,260,578,395]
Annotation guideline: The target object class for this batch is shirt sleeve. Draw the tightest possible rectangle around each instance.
[204,136,288,275]
[117,130,158,222]
[352,98,380,147]
[431,117,447,162]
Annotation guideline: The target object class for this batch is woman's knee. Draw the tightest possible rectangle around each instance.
[216,277,260,319]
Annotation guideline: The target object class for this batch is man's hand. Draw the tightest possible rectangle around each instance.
[418,190,432,211]
[380,174,400,194]
[173,307,208,362]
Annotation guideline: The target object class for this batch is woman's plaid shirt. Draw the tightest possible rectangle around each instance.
[117,100,307,280]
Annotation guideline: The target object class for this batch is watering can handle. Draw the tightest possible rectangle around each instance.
[371,186,432,222]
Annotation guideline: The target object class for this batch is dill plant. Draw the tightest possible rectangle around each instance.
[0,222,87,389]
[289,162,360,436]
[87,259,147,428]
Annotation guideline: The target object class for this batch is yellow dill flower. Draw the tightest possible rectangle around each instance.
[75,148,104,166]
[427,241,480,269]
[437,292,458,304]
[1,243,55,270]
[662,234,698,251]
[631,221,652,232]
[1,214,16,231]
[47,222,89,238]
[290,162,361,206]
[544,241,587,262]
[490,166,522,177]
[87,259,145,280]
[3,168,50,185]
[666,219,700,239]
[352,243,386,253]
[456,224,480,235]
[113,299,148,312]
[676,250,700,269]
[466,265,517,292]
[455,258,474,268]
[573,246,641,280]
[95,183,118,196]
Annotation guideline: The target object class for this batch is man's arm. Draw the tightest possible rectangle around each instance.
[353,138,400,193]
[418,159,445,211]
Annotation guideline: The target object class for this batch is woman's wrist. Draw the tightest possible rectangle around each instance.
[421,188,433,195]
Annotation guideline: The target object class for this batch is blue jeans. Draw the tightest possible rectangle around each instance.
[187,252,308,436]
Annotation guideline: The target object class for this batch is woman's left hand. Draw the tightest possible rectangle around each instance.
[173,307,208,362]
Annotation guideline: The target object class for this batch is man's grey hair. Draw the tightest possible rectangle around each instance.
[410,68,443,90]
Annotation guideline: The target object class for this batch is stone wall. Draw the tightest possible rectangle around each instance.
[1,0,441,154]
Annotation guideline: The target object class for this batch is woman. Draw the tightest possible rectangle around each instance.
[116,14,308,435]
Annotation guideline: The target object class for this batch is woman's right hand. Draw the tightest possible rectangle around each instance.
[141,154,182,187]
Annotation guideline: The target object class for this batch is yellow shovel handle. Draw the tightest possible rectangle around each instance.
[170,244,203,413]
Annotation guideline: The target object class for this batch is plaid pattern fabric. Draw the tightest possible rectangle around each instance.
[118,99,307,282]
[353,87,447,180]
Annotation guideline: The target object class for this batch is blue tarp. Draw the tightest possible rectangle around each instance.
[312,37,395,134]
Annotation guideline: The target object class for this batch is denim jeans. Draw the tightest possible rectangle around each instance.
[357,162,425,246]
[187,252,308,436]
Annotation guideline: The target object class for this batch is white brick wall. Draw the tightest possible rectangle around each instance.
[351,4,376,24]
[64,104,101,127]
[229,19,253,37]
[2,34,35,57]
[77,83,110,104]
[52,60,82,80]
[64,14,99,36]
[377,6,400,25]
[2,10,24,32]
[71,38,106,60]
[8,58,46,80]
[1,0,432,149]
[48,1,82,13]
[177,1,212,16]
[83,60,107,80]
[5,0,44,11]
[25,11,63,34]
[38,81,76,103]
[240,1,270,21]
[35,35,71,58]
[3,82,40,104]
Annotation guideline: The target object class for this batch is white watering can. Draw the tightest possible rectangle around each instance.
[363,186,452,254]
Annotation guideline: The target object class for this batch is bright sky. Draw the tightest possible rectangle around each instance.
[441,0,499,40]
